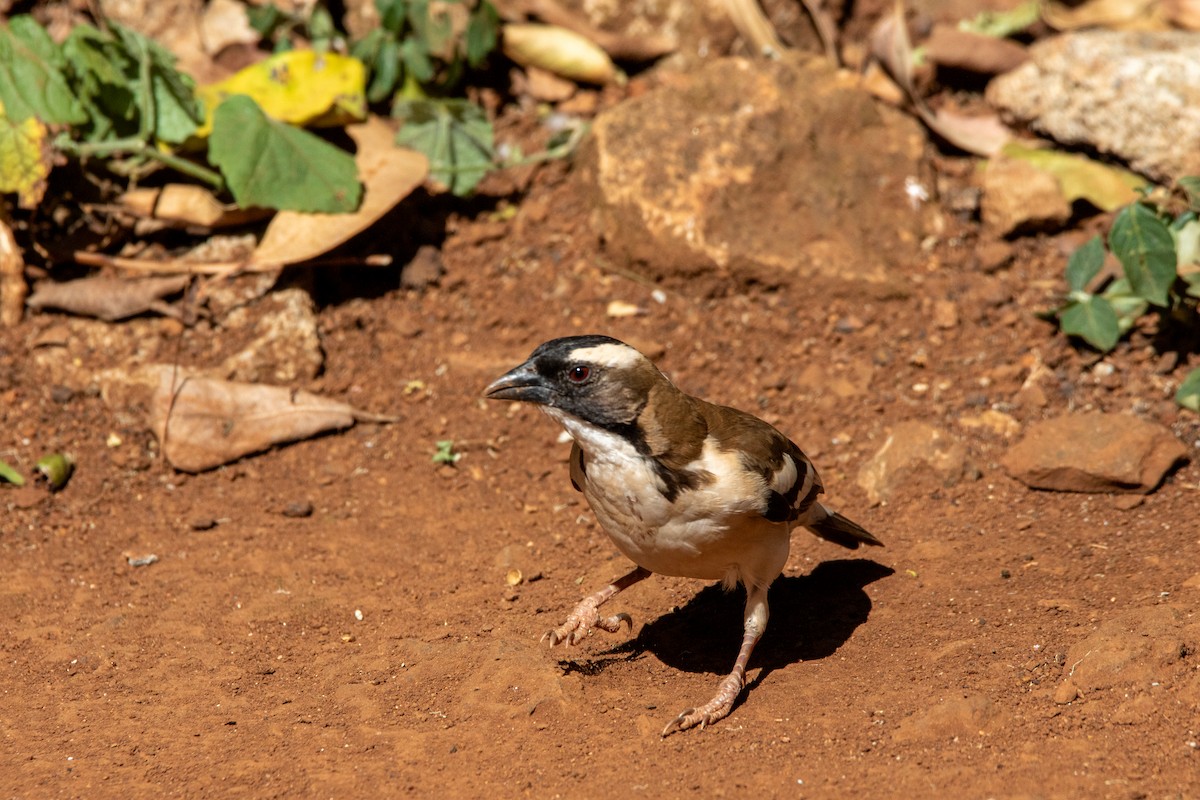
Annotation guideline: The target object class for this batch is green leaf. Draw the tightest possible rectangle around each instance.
[1176,367,1200,412]
[466,1,500,66]
[394,98,494,196]
[1175,216,1200,269]
[1179,176,1200,213]
[0,458,25,486]
[1065,235,1105,293]
[958,0,1040,37]
[209,95,362,213]
[1100,278,1149,334]
[400,35,434,83]
[366,34,402,103]
[110,22,203,143]
[378,0,409,32]
[1061,295,1120,352]
[0,16,87,125]
[247,4,286,37]
[1109,202,1177,307]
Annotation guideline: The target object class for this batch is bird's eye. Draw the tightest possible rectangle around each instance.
[568,365,590,383]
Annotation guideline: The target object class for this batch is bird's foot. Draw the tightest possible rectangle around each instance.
[660,673,744,737]
[542,596,632,647]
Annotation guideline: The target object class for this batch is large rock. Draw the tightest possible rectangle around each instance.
[583,55,925,290]
[987,31,1200,182]
[1001,412,1187,493]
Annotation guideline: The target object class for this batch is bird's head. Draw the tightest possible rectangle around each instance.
[484,335,664,430]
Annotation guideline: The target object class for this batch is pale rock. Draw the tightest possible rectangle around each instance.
[980,156,1072,235]
[892,694,1006,742]
[584,55,924,291]
[958,409,1021,438]
[220,288,324,383]
[857,421,970,504]
[1001,412,1187,493]
[1062,607,1200,692]
[987,31,1200,181]
[1052,681,1079,704]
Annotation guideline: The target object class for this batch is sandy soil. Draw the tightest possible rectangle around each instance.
[3,109,1200,800]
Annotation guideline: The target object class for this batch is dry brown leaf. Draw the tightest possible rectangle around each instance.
[199,0,259,55]
[871,0,1012,156]
[924,25,1028,74]
[248,116,429,269]
[120,184,272,228]
[0,217,25,326]
[26,275,191,321]
[1044,0,1165,29]
[722,0,785,56]
[494,0,676,61]
[1163,0,1200,28]
[149,368,399,472]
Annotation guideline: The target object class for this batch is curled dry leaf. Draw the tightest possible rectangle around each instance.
[871,0,1012,156]
[26,275,191,321]
[502,23,617,84]
[923,25,1028,74]
[120,184,272,229]
[73,116,428,275]
[249,116,429,269]
[1043,0,1165,29]
[149,367,399,472]
[0,217,26,326]
[495,0,676,61]
[722,0,786,57]
[1163,0,1200,28]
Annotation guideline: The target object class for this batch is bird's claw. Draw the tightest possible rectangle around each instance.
[660,675,743,736]
[542,602,633,647]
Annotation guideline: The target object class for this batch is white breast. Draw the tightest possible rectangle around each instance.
[544,408,790,590]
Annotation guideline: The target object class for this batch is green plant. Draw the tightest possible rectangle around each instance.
[0,14,362,212]
[1055,177,1200,410]
[432,439,461,465]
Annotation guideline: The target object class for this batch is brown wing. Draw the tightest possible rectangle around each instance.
[699,401,823,524]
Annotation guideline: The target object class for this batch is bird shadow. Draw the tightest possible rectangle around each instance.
[558,559,893,687]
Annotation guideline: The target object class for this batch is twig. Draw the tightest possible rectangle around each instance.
[798,0,840,64]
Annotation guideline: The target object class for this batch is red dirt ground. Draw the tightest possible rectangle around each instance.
[4,113,1200,800]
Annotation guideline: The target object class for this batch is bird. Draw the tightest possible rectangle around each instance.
[483,335,882,736]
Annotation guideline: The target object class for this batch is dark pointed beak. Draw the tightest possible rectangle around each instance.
[483,361,552,404]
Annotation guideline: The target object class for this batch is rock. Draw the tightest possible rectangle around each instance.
[980,156,1072,235]
[857,421,970,504]
[892,694,1005,742]
[1052,681,1079,704]
[220,288,324,383]
[1001,412,1187,493]
[584,55,924,290]
[958,409,1021,438]
[987,31,1200,182]
[1063,607,1200,692]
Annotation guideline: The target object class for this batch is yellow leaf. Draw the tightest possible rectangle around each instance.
[0,100,52,210]
[195,50,367,137]
[1001,142,1147,212]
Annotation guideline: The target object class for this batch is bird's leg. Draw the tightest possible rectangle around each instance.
[543,566,650,647]
[662,583,769,736]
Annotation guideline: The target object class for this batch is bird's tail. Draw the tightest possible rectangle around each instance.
[804,503,883,550]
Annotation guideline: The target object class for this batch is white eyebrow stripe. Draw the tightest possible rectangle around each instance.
[569,343,641,369]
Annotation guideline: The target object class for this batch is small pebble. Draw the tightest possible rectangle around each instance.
[1053,682,1079,704]
[189,517,218,531]
[127,554,159,567]
[50,385,74,404]
[282,501,314,518]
